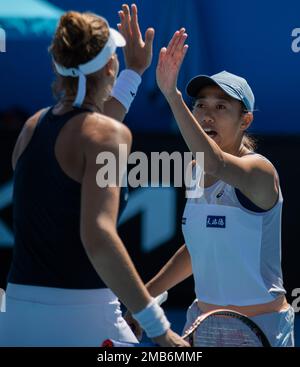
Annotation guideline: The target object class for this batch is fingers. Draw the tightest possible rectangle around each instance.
[181,44,189,59]
[166,28,185,56]
[173,32,188,63]
[176,32,188,53]
[118,4,132,39]
[160,29,188,69]
[171,28,186,56]
[117,11,125,36]
[144,28,155,52]
[166,30,180,55]
[183,44,189,55]
[130,3,142,41]
[119,4,142,42]
[168,30,188,63]
[158,47,167,68]
[176,44,189,69]
[117,23,122,34]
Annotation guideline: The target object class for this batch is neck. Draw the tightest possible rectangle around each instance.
[82,96,105,113]
[60,94,105,114]
[223,141,249,157]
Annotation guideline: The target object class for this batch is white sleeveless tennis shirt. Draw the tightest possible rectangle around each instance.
[182,154,286,306]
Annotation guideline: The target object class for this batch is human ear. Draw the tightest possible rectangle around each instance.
[104,57,115,77]
[241,112,253,130]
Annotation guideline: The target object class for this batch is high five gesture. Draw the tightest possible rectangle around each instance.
[156,28,188,100]
[118,4,155,75]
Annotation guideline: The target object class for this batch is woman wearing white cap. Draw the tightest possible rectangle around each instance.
[125,29,295,346]
[0,6,188,347]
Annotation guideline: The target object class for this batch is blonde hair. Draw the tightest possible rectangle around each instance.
[49,11,109,99]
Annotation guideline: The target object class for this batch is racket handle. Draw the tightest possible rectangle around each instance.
[155,291,168,306]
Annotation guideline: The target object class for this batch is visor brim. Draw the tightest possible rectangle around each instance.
[110,28,126,47]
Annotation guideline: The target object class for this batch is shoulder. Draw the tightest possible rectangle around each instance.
[239,152,280,210]
[240,153,279,182]
[24,108,49,132]
[80,112,132,157]
[17,107,50,141]
[12,108,49,170]
[81,112,132,144]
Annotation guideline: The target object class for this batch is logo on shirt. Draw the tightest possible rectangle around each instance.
[206,215,226,228]
[216,190,224,199]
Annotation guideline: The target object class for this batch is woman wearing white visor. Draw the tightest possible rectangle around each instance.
[126,29,295,346]
[0,6,188,347]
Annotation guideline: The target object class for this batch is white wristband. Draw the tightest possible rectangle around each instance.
[132,298,171,338]
[155,291,168,306]
[111,69,142,112]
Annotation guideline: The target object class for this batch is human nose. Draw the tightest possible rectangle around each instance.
[201,111,214,124]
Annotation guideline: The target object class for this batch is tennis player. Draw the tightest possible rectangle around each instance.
[0,7,189,347]
[125,29,295,346]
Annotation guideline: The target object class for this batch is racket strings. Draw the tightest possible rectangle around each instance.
[193,315,263,347]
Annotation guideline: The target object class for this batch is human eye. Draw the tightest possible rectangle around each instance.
[216,104,226,110]
[195,102,205,109]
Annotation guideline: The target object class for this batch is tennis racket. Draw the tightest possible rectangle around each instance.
[182,309,271,347]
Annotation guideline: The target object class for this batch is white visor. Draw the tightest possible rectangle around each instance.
[53,19,126,107]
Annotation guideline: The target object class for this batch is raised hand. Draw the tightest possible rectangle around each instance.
[156,28,188,99]
[118,4,155,76]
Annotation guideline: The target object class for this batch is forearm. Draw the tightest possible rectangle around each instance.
[166,90,223,175]
[146,244,193,297]
[85,229,151,314]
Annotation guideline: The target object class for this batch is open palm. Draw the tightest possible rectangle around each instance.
[156,28,188,98]
[118,4,155,75]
